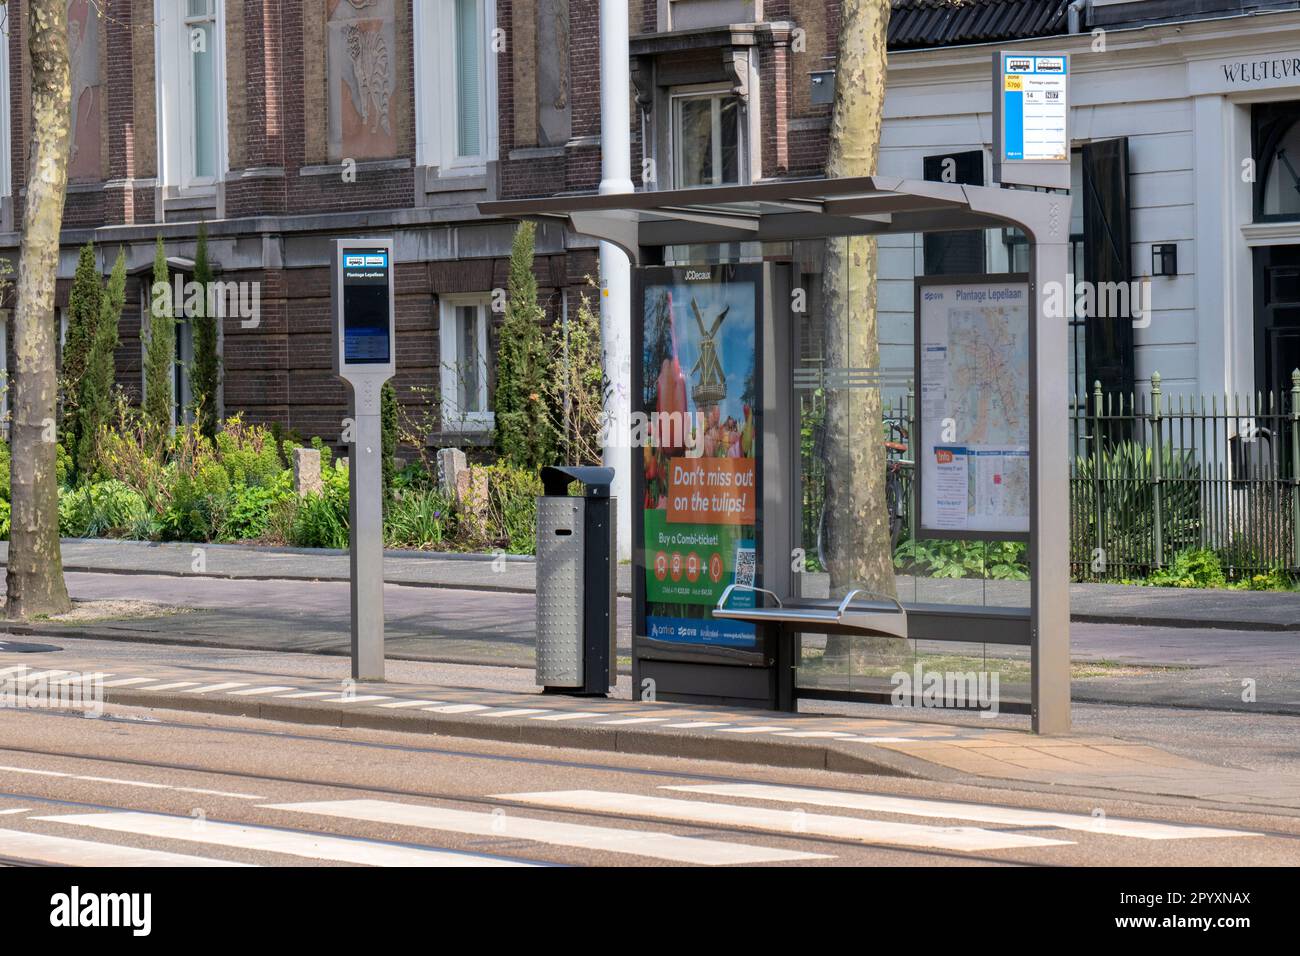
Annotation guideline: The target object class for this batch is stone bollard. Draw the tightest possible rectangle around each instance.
[292,447,323,495]
[437,447,468,500]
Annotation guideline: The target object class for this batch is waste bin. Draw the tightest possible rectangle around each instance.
[535,465,617,696]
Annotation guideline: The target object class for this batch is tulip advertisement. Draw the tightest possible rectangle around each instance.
[638,265,761,649]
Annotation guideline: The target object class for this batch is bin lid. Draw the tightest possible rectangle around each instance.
[541,465,614,497]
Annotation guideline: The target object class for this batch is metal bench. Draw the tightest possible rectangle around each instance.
[712,584,909,712]
[713,585,908,639]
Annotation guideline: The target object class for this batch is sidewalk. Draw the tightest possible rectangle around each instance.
[5,538,1299,631]
[6,636,1299,814]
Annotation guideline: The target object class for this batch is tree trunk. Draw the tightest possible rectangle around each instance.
[6,0,73,620]
[821,0,899,669]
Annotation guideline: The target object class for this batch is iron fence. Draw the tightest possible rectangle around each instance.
[797,371,1300,581]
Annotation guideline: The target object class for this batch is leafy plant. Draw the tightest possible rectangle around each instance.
[1074,440,1201,577]
[59,480,149,539]
[60,241,103,473]
[1145,548,1227,589]
[190,220,221,439]
[76,248,125,478]
[384,488,452,549]
[143,236,176,448]
[494,221,557,470]
[546,278,605,466]
[290,463,350,549]
[894,539,1029,581]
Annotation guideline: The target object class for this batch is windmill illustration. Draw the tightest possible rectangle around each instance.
[689,297,729,408]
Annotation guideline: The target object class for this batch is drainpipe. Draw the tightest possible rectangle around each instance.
[1068,0,1088,34]
[598,0,634,559]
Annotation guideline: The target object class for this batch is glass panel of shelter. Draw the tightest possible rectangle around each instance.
[787,231,1032,712]
[663,233,1034,712]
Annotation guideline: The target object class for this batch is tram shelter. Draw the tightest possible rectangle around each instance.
[483,176,1072,734]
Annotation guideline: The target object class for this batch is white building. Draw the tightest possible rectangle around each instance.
[879,0,1300,406]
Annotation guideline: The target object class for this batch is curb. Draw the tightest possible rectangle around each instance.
[49,563,1292,631]
[100,686,937,780]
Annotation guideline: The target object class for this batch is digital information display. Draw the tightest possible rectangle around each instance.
[999,53,1068,163]
[342,249,392,365]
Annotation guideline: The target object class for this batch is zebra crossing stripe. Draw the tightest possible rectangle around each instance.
[664,784,1265,841]
[424,704,491,714]
[377,700,440,709]
[0,764,265,800]
[184,683,249,694]
[0,828,253,867]
[494,790,1074,852]
[34,812,538,867]
[261,798,829,865]
[229,686,297,696]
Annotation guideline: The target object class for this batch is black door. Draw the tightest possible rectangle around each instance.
[1253,244,1300,399]
[1081,138,1134,398]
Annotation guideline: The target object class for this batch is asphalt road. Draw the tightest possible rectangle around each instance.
[17,571,1299,713]
[0,701,1296,868]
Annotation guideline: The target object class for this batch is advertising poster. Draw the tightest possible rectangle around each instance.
[640,265,761,648]
[917,278,1031,537]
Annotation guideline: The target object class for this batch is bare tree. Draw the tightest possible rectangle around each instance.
[6,0,73,619]
[821,0,897,666]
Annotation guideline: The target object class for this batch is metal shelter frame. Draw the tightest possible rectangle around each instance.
[483,175,1072,734]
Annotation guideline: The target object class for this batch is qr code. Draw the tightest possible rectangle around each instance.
[734,545,756,587]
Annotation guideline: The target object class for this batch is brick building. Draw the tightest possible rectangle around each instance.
[0,0,863,450]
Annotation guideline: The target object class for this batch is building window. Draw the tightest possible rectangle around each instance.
[922,150,986,275]
[415,0,498,175]
[139,284,196,429]
[156,0,227,191]
[1254,102,1300,221]
[439,295,493,432]
[672,90,741,188]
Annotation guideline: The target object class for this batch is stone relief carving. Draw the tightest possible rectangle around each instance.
[327,0,398,162]
[68,0,102,180]
[345,23,392,136]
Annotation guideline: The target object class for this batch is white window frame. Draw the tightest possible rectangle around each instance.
[155,0,229,193]
[670,89,743,187]
[414,0,498,176]
[439,294,493,432]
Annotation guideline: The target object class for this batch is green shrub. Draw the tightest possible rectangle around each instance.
[0,499,10,540]
[224,472,294,540]
[162,462,232,541]
[484,464,543,554]
[290,462,350,549]
[60,480,149,539]
[494,221,557,470]
[1145,548,1227,589]
[384,488,452,549]
[1074,440,1201,577]
[894,539,1029,581]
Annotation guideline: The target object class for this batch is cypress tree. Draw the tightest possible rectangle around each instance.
[493,221,556,470]
[61,242,102,470]
[142,236,175,445]
[76,249,124,477]
[190,220,220,439]
[381,380,398,504]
